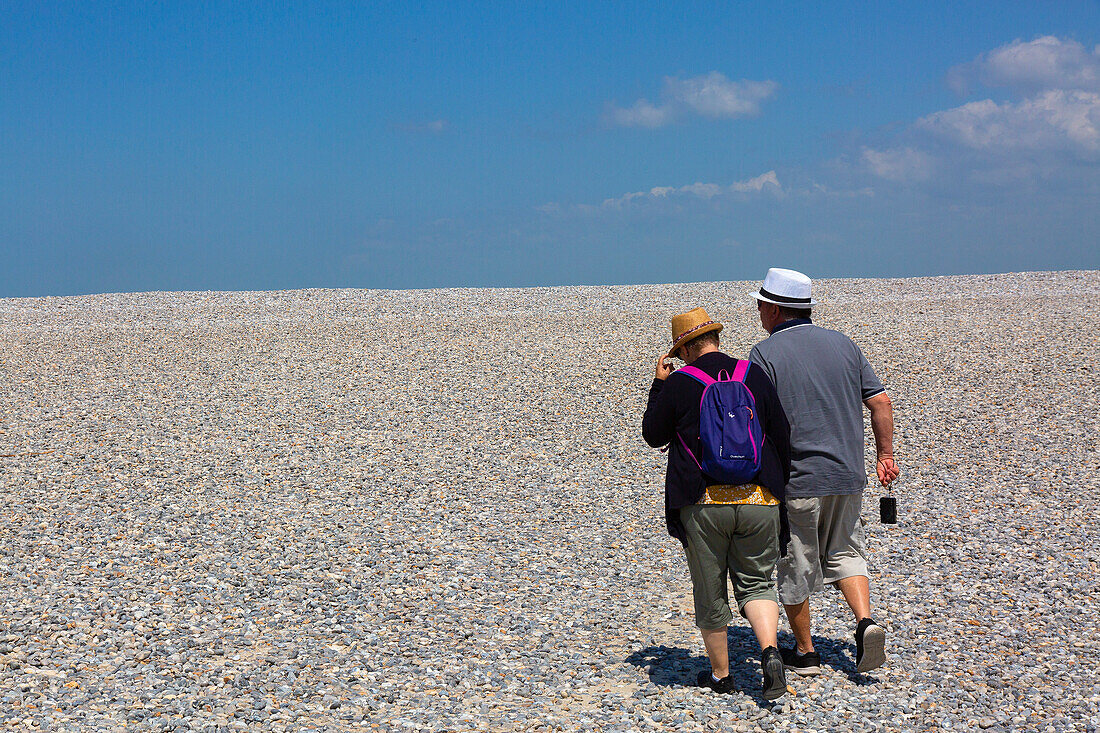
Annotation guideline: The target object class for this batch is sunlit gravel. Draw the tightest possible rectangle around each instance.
[1,270,1098,731]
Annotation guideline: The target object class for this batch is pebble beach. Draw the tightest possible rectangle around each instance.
[1,270,1098,732]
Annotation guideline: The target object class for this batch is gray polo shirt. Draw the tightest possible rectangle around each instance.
[749,321,885,497]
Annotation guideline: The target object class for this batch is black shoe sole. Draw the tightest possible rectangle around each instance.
[857,624,887,672]
[762,656,787,700]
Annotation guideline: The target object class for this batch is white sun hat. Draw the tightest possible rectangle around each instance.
[749,268,817,308]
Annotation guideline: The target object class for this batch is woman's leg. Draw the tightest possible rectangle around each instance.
[700,626,730,679]
[729,504,781,649]
[681,505,737,678]
[742,598,779,650]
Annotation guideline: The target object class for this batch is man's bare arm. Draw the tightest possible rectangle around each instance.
[865,392,899,486]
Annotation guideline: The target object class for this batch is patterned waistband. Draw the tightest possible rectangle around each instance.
[699,484,779,506]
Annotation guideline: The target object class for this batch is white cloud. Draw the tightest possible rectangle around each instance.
[605,99,676,128]
[600,171,781,208]
[674,182,723,198]
[668,74,778,118]
[606,72,778,128]
[916,89,1100,156]
[948,36,1100,95]
[730,170,780,191]
[861,147,935,182]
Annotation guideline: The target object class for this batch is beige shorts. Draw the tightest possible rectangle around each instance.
[777,493,868,606]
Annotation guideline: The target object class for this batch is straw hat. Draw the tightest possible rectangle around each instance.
[749,268,817,308]
[670,307,723,355]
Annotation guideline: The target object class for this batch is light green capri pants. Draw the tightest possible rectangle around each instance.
[680,503,780,629]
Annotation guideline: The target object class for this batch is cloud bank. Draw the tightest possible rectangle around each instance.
[864,36,1100,183]
[918,90,1100,157]
[947,36,1100,95]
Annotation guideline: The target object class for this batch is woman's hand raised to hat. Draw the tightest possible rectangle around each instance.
[655,353,676,381]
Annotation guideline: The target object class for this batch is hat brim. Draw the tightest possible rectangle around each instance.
[670,322,723,355]
[749,290,816,308]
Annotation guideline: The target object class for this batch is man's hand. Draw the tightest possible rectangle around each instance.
[655,353,675,381]
[876,455,900,486]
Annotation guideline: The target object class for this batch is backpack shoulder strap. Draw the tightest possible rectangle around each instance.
[677,365,716,387]
[732,359,750,383]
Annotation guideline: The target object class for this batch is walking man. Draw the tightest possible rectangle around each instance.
[748,269,900,675]
[643,307,792,699]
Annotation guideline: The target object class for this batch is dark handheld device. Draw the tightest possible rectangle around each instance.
[879,496,897,524]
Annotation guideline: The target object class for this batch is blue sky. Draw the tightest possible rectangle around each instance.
[2,1,1099,296]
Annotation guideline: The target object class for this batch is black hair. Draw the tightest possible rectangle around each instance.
[680,330,719,357]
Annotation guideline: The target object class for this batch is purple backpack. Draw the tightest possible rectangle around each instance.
[677,360,764,484]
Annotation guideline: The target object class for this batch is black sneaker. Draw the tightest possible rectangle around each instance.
[780,646,822,676]
[696,670,736,694]
[855,618,887,673]
[761,646,787,700]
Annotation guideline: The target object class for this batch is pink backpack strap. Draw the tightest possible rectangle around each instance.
[732,359,750,383]
[677,433,703,470]
[677,365,716,386]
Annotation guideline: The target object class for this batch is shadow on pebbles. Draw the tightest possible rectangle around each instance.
[1,271,1098,731]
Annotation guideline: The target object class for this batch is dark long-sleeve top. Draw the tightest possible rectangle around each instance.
[642,351,792,544]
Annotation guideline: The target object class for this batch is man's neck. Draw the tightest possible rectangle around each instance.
[770,316,812,334]
[685,345,720,364]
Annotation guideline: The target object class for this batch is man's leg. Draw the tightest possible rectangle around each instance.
[835,574,871,622]
[820,495,885,672]
[776,498,822,654]
[783,599,814,654]
[835,573,885,671]
[820,494,871,620]
[700,627,730,679]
